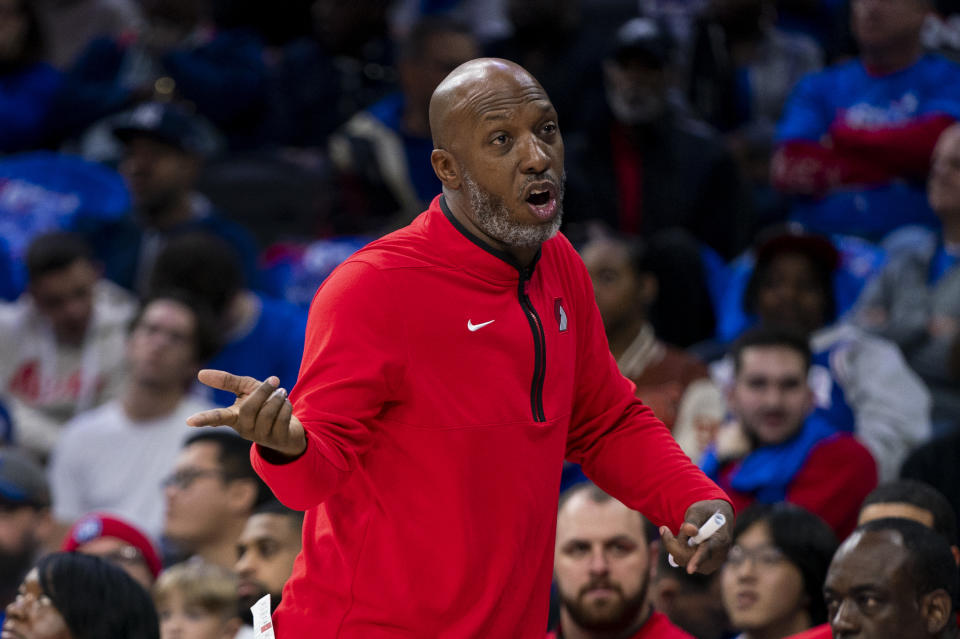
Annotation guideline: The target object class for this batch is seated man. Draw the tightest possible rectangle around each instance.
[163,430,272,569]
[854,123,960,427]
[712,226,932,481]
[580,232,722,455]
[235,500,304,631]
[0,231,135,459]
[772,0,960,240]
[703,327,877,537]
[48,292,217,539]
[822,518,959,639]
[550,481,695,638]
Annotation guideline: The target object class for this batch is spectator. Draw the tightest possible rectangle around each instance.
[854,123,960,427]
[234,500,303,628]
[0,0,62,153]
[0,231,135,459]
[550,482,695,638]
[649,544,730,639]
[785,478,959,639]
[33,0,142,70]
[163,430,271,569]
[263,0,397,148]
[901,434,960,544]
[52,0,267,147]
[772,0,960,240]
[329,17,479,233]
[580,232,723,454]
[87,101,260,294]
[48,292,218,539]
[703,327,877,537]
[61,512,163,591]
[0,449,52,614]
[822,518,958,639]
[721,503,837,639]
[564,17,748,260]
[712,225,932,481]
[3,551,159,639]
[154,560,243,639]
[148,233,307,408]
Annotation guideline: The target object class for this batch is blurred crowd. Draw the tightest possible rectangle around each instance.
[1,0,960,637]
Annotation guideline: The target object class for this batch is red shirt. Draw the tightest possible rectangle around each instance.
[785,612,960,638]
[718,434,877,538]
[252,197,729,637]
[547,611,695,639]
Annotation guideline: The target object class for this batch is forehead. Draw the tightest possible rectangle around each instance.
[177,440,220,468]
[737,346,806,377]
[557,493,646,542]
[137,299,195,331]
[827,530,908,588]
[762,252,820,281]
[240,513,298,544]
[456,69,554,127]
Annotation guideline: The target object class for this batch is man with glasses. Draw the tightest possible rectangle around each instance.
[49,292,218,540]
[163,430,272,569]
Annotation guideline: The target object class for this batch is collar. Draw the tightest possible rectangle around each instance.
[433,194,542,283]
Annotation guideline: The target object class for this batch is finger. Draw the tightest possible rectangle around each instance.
[197,369,266,397]
[253,388,287,442]
[237,377,282,427]
[687,542,713,574]
[659,526,693,567]
[186,407,239,429]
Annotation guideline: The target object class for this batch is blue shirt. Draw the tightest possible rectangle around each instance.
[778,54,960,239]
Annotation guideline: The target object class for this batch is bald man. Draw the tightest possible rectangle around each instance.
[188,59,732,637]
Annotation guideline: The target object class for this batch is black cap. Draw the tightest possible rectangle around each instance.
[609,17,671,67]
[111,102,220,157]
[0,448,50,508]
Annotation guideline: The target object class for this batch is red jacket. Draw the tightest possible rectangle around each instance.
[252,196,729,637]
[547,611,695,639]
[717,434,877,538]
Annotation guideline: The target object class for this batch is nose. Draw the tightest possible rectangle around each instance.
[831,600,859,637]
[235,552,253,576]
[5,597,25,621]
[587,548,610,576]
[518,133,551,175]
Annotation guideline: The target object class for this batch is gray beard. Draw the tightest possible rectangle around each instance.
[461,171,564,250]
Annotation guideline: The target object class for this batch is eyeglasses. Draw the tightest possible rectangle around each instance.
[161,468,229,490]
[725,544,787,568]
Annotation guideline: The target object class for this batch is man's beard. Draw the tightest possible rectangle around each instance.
[239,587,281,625]
[558,575,649,633]
[461,170,564,250]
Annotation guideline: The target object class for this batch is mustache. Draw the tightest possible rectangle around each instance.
[578,577,623,598]
[518,171,566,198]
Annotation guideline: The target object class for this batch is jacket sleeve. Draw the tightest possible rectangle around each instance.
[564,253,729,530]
[250,260,406,511]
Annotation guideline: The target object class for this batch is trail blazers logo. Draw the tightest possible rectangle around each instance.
[554,298,568,332]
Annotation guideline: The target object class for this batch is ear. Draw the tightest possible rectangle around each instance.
[637,273,659,307]
[431,149,461,189]
[920,589,951,635]
[227,478,258,514]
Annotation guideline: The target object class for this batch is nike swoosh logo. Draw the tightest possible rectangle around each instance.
[467,319,495,332]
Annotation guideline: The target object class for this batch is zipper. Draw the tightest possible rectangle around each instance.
[518,268,547,422]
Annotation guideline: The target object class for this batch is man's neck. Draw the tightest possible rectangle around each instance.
[607,318,648,361]
[861,43,923,75]
[143,192,194,231]
[191,522,246,569]
[559,602,651,639]
[443,192,540,267]
[121,381,184,421]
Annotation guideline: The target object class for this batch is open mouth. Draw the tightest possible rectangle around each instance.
[526,190,551,206]
[523,183,558,220]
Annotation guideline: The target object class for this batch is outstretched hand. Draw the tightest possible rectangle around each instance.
[187,369,307,459]
[659,499,734,574]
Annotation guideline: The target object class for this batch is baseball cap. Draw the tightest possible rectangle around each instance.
[62,513,163,580]
[753,223,840,272]
[0,448,50,508]
[609,17,671,67]
[111,101,221,157]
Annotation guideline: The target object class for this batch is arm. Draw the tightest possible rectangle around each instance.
[829,113,955,178]
[564,252,732,571]
[833,333,932,482]
[189,260,404,511]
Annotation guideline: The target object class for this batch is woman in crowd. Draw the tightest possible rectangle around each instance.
[3,551,159,638]
[721,503,838,639]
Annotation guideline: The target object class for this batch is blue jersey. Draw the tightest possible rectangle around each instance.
[777,54,960,239]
